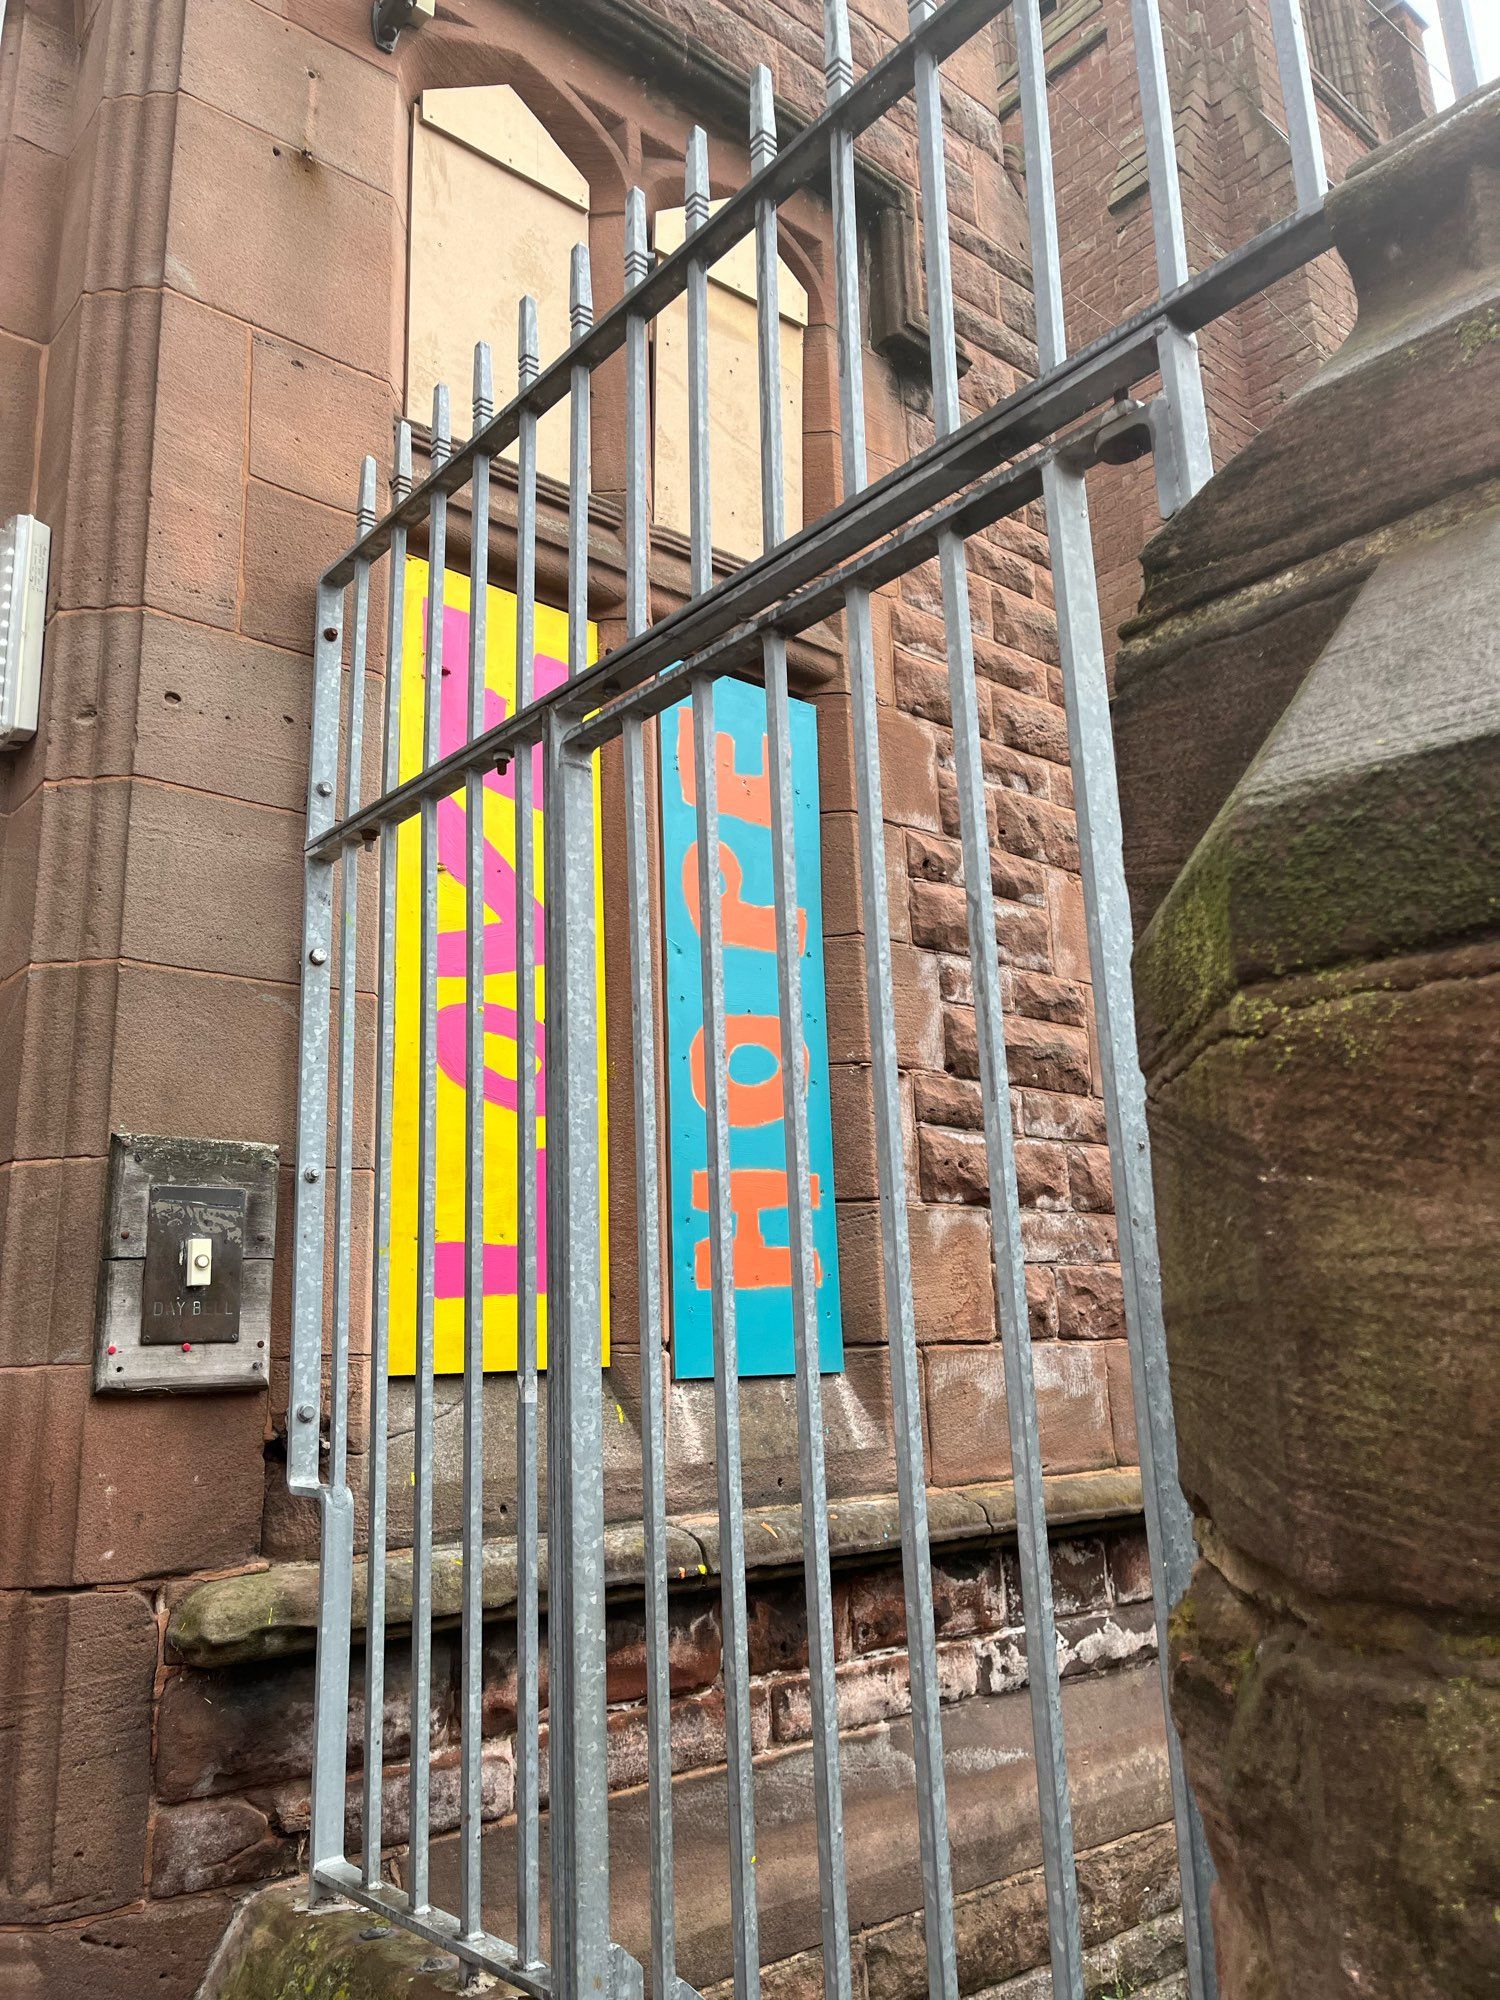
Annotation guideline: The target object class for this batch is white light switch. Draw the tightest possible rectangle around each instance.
[184,1236,213,1288]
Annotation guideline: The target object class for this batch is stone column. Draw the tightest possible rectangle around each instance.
[1112,83,1500,2000]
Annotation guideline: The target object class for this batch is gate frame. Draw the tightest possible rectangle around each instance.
[286,0,1484,1995]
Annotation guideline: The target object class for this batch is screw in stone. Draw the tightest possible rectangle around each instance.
[296,1403,316,1423]
[315,780,333,797]
[323,626,339,642]
[303,1166,321,1183]
[309,946,328,966]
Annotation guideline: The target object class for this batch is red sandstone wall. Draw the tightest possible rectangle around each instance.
[1000,0,1433,660]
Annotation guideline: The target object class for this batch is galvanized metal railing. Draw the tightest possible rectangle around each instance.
[288,2,1484,1997]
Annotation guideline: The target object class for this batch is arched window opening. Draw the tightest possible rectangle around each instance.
[407,84,587,484]
[653,203,808,562]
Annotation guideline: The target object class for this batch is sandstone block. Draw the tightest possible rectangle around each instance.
[602,1598,723,1705]
[119,781,306,986]
[908,1202,997,1340]
[944,1005,1091,1097]
[1021,1208,1118,1265]
[848,1562,909,1654]
[912,1070,984,1131]
[150,1795,290,1899]
[1172,1561,1500,1999]
[142,292,248,630]
[0,1362,266,1588]
[0,1155,107,1368]
[0,1586,156,1922]
[250,331,399,512]
[0,328,42,518]
[990,684,1070,765]
[1018,1088,1105,1144]
[239,476,356,653]
[179,0,404,199]
[745,1572,854,1677]
[0,1892,235,2000]
[771,1654,911,1742]
[1107,1528,1154,1605]
[154,1636,458,1804]
[929,1545,1007,1637]
[166,94,401,382]
[922,1341,1115,1488]
[1056,1263,1125,1340]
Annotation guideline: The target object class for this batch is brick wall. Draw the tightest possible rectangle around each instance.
[999,0,1434,660]
[0,0,1326,1987]
[150,1510,1176,1996]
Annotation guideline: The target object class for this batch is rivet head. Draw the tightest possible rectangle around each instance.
[309,946,328,966]
[322,625,339,642]
[296,1403,316,1423]
[315,780,333,798]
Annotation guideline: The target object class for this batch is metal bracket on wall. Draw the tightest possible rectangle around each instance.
[371,0,435,52]
[94,1133,278,1394]
[1060,392,1187,517]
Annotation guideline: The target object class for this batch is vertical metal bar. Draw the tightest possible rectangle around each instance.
[297,575,356,1896]
[620,184,680,2000]
[513,295,544,1971]
[461,343,494,1954]
[749,69,850,2000]
[331,459,379,1503]
[1010,10,1218,1995]
[410,383,453,1918]
[1435,0,1481,98]
[820,12,956,2000]
[1267,0,1329,209]
[321,453,372,1894]
[906,8,1082,1995]
[365,424,415,1888]
[546,242,612,2000]
[685,124,762,2000]
[1046,465,1221,1998]
[1119,0,1212,498]
[290,583,342,1500]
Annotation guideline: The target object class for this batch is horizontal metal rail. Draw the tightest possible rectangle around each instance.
[306,202,1329,862]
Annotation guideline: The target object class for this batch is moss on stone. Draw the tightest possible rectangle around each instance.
[1137,741,1500,1058]
[205,1886,465,1999]
[1458,307,1500,363]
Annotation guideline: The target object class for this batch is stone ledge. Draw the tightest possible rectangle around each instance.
[200,1882,463,1999]
[168,1468,1143,1667]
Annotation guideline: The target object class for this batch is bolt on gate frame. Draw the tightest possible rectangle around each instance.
[289,0,1483,1996]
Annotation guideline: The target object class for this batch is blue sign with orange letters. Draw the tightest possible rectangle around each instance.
[660,676,844,1380]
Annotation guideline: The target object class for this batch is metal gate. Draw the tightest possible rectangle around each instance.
[288,2,1482,1996]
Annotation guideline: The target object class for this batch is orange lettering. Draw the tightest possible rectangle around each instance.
[676,708,772,826]
[692,1169,824,1290]
[689,1016,809,1126]
[682,839,807,955]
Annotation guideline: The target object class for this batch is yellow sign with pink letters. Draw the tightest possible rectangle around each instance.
[386,559,608,1375]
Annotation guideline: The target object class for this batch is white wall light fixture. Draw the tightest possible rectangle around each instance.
[0,514,50,749]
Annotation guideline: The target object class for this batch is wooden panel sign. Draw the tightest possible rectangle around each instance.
[388,559,608,1375]
[660,677,844,1380]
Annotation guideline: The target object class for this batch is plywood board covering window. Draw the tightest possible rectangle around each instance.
[654,205,808,562]
[408,86,587,485]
